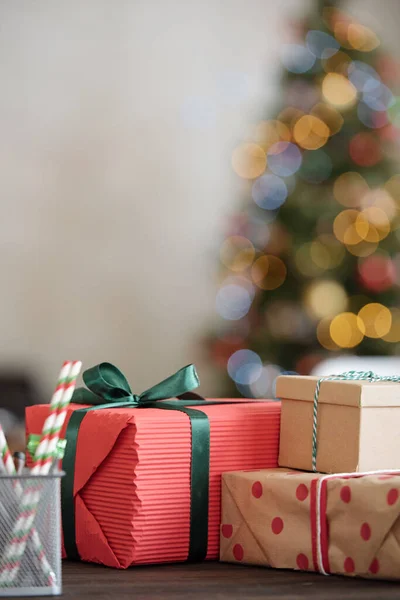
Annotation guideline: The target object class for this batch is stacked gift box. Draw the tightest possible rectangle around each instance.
[25,364,400,580]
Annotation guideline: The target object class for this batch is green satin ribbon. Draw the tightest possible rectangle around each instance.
[62,362,211,563]
[27,435,66,461]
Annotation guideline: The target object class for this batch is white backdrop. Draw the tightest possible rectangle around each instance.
[0,0,399,396]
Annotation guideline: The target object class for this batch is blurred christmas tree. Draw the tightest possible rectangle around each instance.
[208,0,400,397]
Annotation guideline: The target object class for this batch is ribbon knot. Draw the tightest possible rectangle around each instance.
[72,362,200,408]
[312,370,400,472]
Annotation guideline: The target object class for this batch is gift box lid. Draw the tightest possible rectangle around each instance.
[276,375,400,408]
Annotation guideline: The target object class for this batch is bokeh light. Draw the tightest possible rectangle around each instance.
[299,149,332,183]
[267,142,302,177]
[293,115,330,150]
[251,174,288,210]
[227,349,262,385]
[330,312,365,348]
[349,133,382,167]
[304,280,348,320]
[216,284,253,321]
[333,172,369,208]
[232,143,266,179]
[220,236,255,271]
[251,255,287,290]
[358,254,396,292]
[306,30,340,58]
[311,103,344,135]
[322,73,357,108]
[252,120,291,152]
[333,209,365,245]
[382,308,400,343]
[358,303,392,338]
[280,44,316,74]
[334,21,380,52]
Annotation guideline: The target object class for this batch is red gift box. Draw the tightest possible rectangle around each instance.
[26,366,280,568]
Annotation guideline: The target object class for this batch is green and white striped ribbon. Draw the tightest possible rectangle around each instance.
[312,370,400,472]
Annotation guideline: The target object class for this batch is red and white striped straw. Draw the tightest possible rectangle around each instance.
[0,360,82,587]
[0,424,56,587]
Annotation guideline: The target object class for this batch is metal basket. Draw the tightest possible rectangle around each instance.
[0,472,63,597]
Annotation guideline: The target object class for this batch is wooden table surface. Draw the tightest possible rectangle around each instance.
[34,562,400,599]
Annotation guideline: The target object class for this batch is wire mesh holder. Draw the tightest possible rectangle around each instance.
[0,471,63,597]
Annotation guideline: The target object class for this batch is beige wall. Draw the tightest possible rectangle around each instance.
[0,0,398,396]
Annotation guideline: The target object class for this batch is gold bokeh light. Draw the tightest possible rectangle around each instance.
[358,303,392,339]
[334,21,380,52]
[321,50,351,75]
[220,236,255,272]
[251,255,287,290]
[232,143,267,179]
[304,280,348,320]
[322,73,357,108]
[293,115,330,150]
[330,312,365,348]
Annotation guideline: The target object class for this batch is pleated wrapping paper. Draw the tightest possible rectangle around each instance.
[26,400,280,568]
[220,468,400,580]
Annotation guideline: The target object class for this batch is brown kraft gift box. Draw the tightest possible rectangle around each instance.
[275,375,400,473]
[220,468,400,580]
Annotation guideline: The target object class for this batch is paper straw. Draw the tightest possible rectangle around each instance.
[0,361,82,587]
[0,424,56,586]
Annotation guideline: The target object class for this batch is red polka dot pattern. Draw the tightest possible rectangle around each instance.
[296,553,309,570]
[233,544,244,561]
[271,517,284,535]
[387,488,399,506]
[340,485,351,503]
[369,558,380,575]
[296,484,308,502]
[344,557,355,573]
[360,522,371,541]
[252,481,263,499]
[221,524,233,539]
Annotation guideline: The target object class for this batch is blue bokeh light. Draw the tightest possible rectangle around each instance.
[306,31,340,59]
[216,284,253,321]
[227,349,263,385]
[268,142,302,177]
[252,174,288,210]
[280,44,316,74]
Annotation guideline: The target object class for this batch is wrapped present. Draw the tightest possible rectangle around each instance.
[276,371,400,473]
[220,468,400,580]
[26,363,280,568]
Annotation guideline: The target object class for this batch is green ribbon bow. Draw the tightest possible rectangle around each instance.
[62,362,212,563]
[311,370,400,472]
[27,435,66,461]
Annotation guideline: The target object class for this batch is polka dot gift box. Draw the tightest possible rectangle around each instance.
[276,372,400,473]
[220,468,400,580]
[25,362,281,568]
